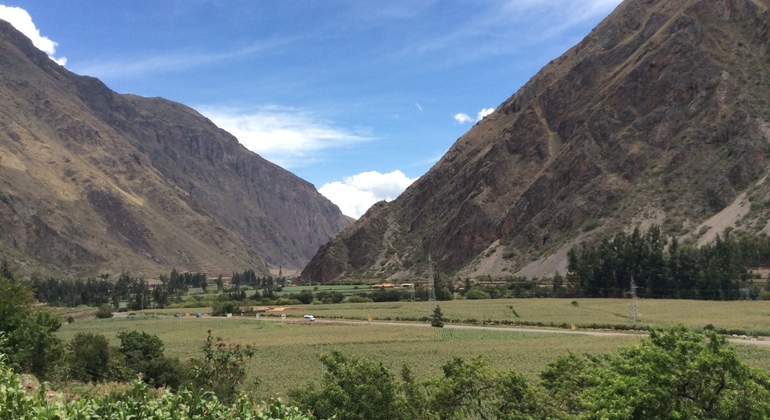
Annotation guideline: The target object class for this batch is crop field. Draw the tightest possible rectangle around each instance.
[263,298,770,335]
[55,297,770,399]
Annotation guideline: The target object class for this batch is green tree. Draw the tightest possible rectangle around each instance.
[117,330,183,389]
[430,305,445,328]
[542,325,770,419]
[427,356,544,420]
[68,332,111,383]
[186,330,256,404]
[465,287,491,299]
[291,350,406,420]
[95,304,114,318]
[0,274,62,378]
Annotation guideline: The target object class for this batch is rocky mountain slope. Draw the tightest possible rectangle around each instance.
[0,20,352,278]
[302,0,770,283]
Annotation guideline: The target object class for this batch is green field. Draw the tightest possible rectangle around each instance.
[149,297,770,334]
[55,298,770,399]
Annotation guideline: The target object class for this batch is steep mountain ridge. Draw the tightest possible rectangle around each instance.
[0,20,352,277]
[302,0,770,283]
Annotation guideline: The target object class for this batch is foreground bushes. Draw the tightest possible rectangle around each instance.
[290,326,770,419]
[0,332,309,419]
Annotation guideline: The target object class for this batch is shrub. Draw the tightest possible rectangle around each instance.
[465,288,491,300]
[347,295,373,303]
[186,330,256,404]
[68,332,111,383]
[96,304,114,318]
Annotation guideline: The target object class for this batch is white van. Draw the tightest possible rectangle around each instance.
[303,315,315,321]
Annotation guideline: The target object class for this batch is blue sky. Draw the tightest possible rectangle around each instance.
[0,1,622,218]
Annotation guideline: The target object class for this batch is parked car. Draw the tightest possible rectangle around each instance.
[303,314,315,321]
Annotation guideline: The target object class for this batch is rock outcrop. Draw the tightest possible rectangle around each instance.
[0,20,352,277]
[302,0,770,283]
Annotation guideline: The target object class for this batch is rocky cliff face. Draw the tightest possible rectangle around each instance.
[302,0,770,283]
[0,20,352,278]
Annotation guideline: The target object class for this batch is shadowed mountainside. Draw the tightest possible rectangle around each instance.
[302,0,770,283]
[0,20,352,278]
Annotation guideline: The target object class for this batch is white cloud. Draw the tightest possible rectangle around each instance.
[319,170,417,218]
[477,108,494,121]
[0,6,66,65]
[406,0,623,64]
[72,39,287,80]
[455,108,495,124]
[198,105,371,169]
[453,113,472,124]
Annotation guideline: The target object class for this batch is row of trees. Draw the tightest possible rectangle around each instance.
[31,269,215,309]
[566,226,768,299]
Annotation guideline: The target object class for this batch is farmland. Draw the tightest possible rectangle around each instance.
[55,298,770,398]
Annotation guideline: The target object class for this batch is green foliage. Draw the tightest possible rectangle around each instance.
[118,330,182,389]
[465,287,491,300]
[541,325,770,418]
[68,332,111,383]
[0,275,62,378]
[346,295,373,303]
[0,348,310,419]
[430,305,445,328]
[95,304,114,318]
[291,350,406,420]
[212,301,241,316]
[428,356,544,420]
[187,330,257,404]
[567,226,762,299]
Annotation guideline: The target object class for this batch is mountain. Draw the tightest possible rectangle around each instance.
[301,0,770,283]
[0,20,352,278]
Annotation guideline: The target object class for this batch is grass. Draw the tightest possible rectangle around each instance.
[55,298,770,398]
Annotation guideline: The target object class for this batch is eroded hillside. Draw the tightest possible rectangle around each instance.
[302,0,770,283]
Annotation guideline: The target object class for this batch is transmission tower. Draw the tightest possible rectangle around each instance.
[628,277,640,323]
[427,254,436,302]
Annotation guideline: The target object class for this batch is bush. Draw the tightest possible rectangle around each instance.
[96,304,114,318]
[347,295,373,303]
[465,288,491,300]
[211,301,241,316]
[186,330,256,404]
[68,332,111,383]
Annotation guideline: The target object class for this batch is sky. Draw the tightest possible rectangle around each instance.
[0,1,622,218]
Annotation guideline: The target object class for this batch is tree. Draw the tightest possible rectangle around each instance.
[68,332,111,383]
[465,287,491,300]
[96,304,114,318]
[428,356,543,419]
[541,325,770,418]
[290,350,406,420]
[118,330,165,367]
[118,330,182,389]
[430,305,445,328]
[186,330,256,404]
[0,274,62,378]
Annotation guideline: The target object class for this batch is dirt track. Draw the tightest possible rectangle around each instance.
[256,316,770,346]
